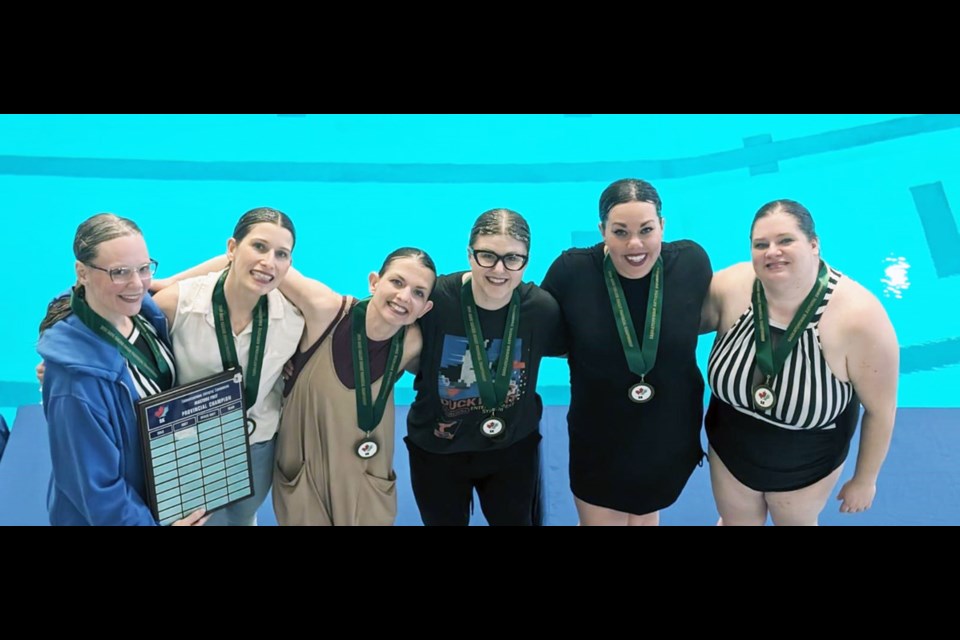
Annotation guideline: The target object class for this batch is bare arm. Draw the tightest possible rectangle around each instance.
[699,274,721,334]
[402,324,424,374]
[150,255,229,292]
[279,267,345,347]
[151,283,181,327]
[835,291,899,513]
[701,262,753,335]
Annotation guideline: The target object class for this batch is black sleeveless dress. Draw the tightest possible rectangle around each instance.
[542,241,712,514]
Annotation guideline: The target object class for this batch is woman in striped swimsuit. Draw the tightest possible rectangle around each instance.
[699,199,899,525]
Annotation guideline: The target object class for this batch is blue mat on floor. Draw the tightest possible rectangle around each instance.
[0,405,51,525]
[2,404,957,525]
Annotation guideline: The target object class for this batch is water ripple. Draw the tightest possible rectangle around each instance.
[882,255,911,299]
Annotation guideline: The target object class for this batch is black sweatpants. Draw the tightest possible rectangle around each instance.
[405,432,542,526]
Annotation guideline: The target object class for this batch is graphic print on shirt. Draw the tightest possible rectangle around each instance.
[434,333,526,439]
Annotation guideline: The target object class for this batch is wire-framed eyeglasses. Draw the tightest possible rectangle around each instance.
[85,259,158,284]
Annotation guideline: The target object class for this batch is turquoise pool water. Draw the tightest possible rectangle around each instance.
[2,113,957,425]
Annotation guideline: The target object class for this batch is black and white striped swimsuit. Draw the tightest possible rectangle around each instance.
[127,316,177,398]
[705,266,861,492]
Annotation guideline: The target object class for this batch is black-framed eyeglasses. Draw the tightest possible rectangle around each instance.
[85,259,158,284]
[469,248,528,272]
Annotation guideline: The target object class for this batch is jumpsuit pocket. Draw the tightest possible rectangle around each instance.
[356,468,398,526]
[272,460,331,526]
[274,458,306,488]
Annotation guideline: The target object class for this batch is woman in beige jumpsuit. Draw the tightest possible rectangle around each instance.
[273,248,437,525]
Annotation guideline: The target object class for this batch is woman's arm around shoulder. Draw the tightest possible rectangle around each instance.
[834,282,899,513]
[280,267,346,346]
[402,323,424,374]
[534,284,567,357]
[151,282,181,328]
[149,255,229,292]
[700,261,753,335]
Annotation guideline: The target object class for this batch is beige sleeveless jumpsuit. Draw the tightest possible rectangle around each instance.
[272,311,397,526]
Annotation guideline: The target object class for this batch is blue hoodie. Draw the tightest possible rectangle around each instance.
[37,292,172,526]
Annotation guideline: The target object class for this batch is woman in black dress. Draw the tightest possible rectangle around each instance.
[542,178,712,525]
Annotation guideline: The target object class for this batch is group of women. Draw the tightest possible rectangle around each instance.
[36,178,899,526]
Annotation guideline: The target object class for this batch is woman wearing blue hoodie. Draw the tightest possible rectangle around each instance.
[37,213,207,526]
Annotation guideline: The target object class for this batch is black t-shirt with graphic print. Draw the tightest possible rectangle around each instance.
[406,272,565,454]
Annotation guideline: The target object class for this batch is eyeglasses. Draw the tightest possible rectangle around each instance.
[85,259,158,284]
[469,248,528,272]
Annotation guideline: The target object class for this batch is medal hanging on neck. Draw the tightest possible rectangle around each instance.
[751,260,830,411]
[603,254,663,404]
[460,279,521,438]
[71,286,173,389]
[212,269,269,435]
[351,299,406,458]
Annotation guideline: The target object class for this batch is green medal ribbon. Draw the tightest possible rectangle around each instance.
[351,299,407,433]
[602,254,663,380]
[460,279,521,414]
[70,286,172,388]
[212,269,269,410]
[752,260,830,385]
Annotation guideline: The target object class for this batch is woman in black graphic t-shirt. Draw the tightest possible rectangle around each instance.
[405,208,565,526]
